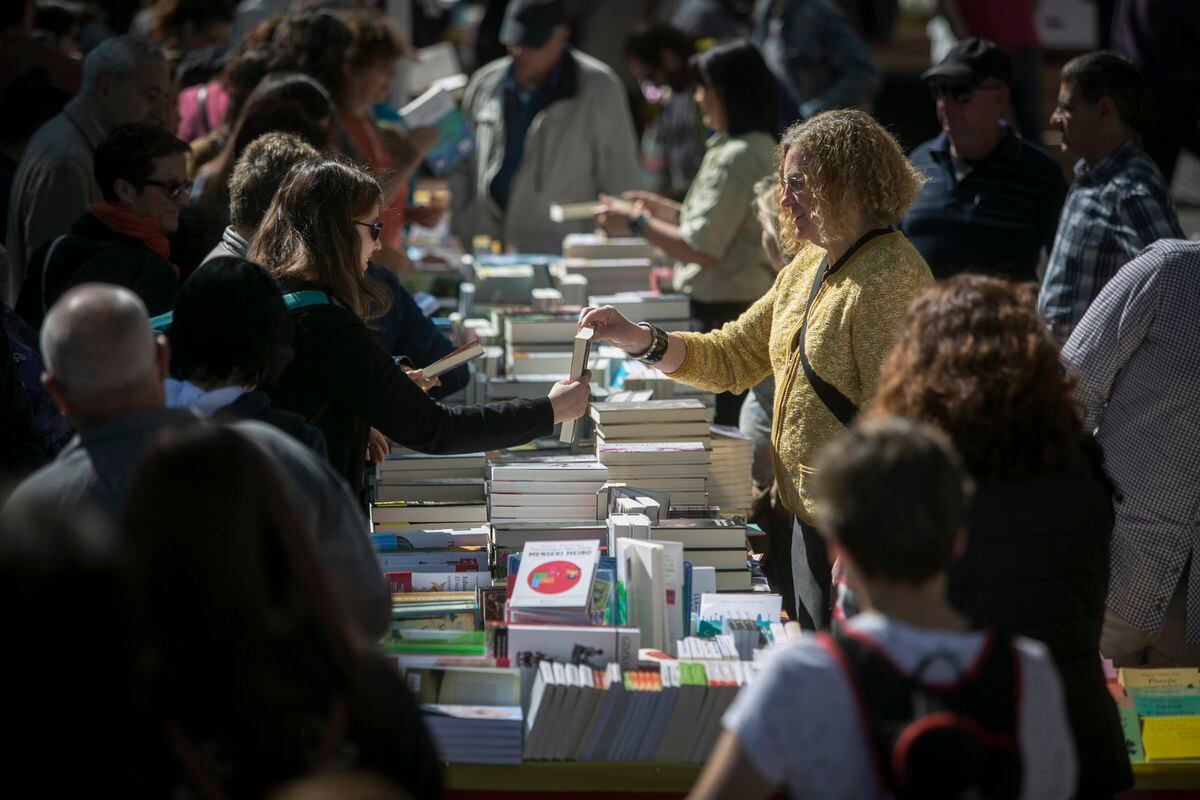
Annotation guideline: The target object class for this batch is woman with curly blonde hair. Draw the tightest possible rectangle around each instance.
[581,109,933,628]
[869,275,1132,797]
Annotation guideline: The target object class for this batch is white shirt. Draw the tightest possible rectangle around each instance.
[723,612,1077,799]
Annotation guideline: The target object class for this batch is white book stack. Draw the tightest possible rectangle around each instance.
[552,258,655,297]
[488,458,609,522]
[378,452,487,483]
[562,233,657,260]
[370,500,488,532]
[592,400,712,506]
[708,426,754,517]
[473,264,536,305]
[556,273,588,306]
[587,292,691,332]
[597,440,711,509]
[650,518,752,592]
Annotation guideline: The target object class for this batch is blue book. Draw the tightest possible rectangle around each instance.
[399,86,475,175]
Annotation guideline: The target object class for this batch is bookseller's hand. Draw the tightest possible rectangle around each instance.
[621,190,679,223]
[548,370,592,423]
[578,306,653,355]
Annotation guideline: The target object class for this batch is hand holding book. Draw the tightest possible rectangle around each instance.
[577,305,653,355]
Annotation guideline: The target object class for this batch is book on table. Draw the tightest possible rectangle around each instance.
[597,441,710,466]
[370,500,487,525]
[509,539,601,624]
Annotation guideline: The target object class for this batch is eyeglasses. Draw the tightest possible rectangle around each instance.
[927,81,1004,106]
[356,220,383,241]
[142,179,193,201]
[778,174,807,196]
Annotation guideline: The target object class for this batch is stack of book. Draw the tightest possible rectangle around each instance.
[587,292,691,332]
[708,426,755,517]
[389,591,482,632]
[508,540,604,625]
[561,233,657,260]
[650,518,752,592]
[371,500,487,532]
[422,704,524,764]
[488,457,608,522]
[1113,666,1200,764]
[376,452,487,502]
[523,657,759,762]
[597,440,710,509]
[590,398,712,448]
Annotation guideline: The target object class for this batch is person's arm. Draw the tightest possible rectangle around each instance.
[1117,183,1186,255]
[688,732,776,800]
[1062,244,1161,433]
[797,6,881,117]
[622,190,681,223]
[580,276,777,394]
[317,310,582,453]
[594,195,717,268]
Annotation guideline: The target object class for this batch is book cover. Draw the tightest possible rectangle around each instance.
[509,540,600,610]
[422,339,485,378]
[559,326,595,443]
[399,86,475,175]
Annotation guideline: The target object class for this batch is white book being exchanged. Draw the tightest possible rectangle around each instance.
[510,540,601,610]
[550,201,599,223]
[559,326,595,443]
[422,339,485,378]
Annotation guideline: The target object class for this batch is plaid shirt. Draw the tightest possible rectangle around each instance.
[1038,138,1182,342]
[1063,240,1200,641]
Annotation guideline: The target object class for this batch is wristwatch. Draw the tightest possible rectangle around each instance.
[628,212,651,236]
[629,322,669,365]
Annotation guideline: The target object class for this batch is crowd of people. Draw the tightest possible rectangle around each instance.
[1,0,1198,797]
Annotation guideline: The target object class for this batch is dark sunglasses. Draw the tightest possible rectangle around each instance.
[927,82,975,105]
[142,179,193,201]
[355,220,383,241]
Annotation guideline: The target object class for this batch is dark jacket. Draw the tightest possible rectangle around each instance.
[367,263,470,399]
[270,279,555,493]
[948,441,1133,798]
[18,211,178,328]
[215,389,328,459]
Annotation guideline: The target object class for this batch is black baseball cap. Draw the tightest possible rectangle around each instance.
[921,37,1013,88]
[500,0,568,48]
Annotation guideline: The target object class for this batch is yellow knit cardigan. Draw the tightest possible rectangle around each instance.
[672,232,933,524]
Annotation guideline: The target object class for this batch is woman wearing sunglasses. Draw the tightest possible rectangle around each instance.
[18,123,191,329]
[581,110,933,630]
[250,155,590,493]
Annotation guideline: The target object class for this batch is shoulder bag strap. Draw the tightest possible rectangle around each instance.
[795,255,859,427]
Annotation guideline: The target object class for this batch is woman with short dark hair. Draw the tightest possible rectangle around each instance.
[123,424,441,798]
[595,40,780,425]
[18,122,190,328]
[871,275,1133,798]
[250,156,590,492]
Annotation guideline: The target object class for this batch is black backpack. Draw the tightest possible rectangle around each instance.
[819,628,1023,799]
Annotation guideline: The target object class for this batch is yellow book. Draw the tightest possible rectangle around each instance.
[1141,716,1200,761]
[1117,667,1200,690]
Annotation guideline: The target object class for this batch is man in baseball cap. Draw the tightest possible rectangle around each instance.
[451,0,641,254]
[899,36,1066,282]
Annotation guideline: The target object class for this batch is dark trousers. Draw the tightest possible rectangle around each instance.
[690,298,752,427]
[790,516,832,631]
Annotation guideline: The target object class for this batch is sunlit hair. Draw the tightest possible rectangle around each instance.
[777,109,924,253]
[870,275,1082,484]
[249,156,391,322]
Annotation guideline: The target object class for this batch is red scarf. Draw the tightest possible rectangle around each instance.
[87,202,172,264]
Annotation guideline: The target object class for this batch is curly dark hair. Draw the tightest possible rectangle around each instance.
[870,275,1082,484]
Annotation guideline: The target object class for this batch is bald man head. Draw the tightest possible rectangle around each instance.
[41,285,170,430]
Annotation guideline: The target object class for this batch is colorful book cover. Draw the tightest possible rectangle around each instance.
[509,540,600,610]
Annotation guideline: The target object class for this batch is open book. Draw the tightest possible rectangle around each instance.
[558,327,594,443]
[399,86,475,175]
[423,339,485,378]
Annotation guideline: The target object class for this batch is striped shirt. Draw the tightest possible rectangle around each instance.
[1062,240,1200,641]
[900,128,1066,282]
[1038,138,1182,343]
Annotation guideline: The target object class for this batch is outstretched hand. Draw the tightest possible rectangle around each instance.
[578,306,651,354]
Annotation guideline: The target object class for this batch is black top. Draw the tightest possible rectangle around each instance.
[19,211,179,328]
[270,279,555,491]
[948,441,1133,798]
[216,389,329,459]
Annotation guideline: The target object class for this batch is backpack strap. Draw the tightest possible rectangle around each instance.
[814,632,886,797]
[149,289,346,333]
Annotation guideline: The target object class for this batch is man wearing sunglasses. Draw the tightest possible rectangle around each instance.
[17,123,189,329]
[900,37,1066,283]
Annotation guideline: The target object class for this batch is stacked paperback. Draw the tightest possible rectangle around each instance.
[422,704,524,764]
[508,540,603,625]
[375,452,487,503]
[489,457,608,522]
[598,440,710,509]
[707,425,755,517]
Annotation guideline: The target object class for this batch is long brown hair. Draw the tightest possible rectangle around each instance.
[250,155,391,321]
[870,275,1082,484]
